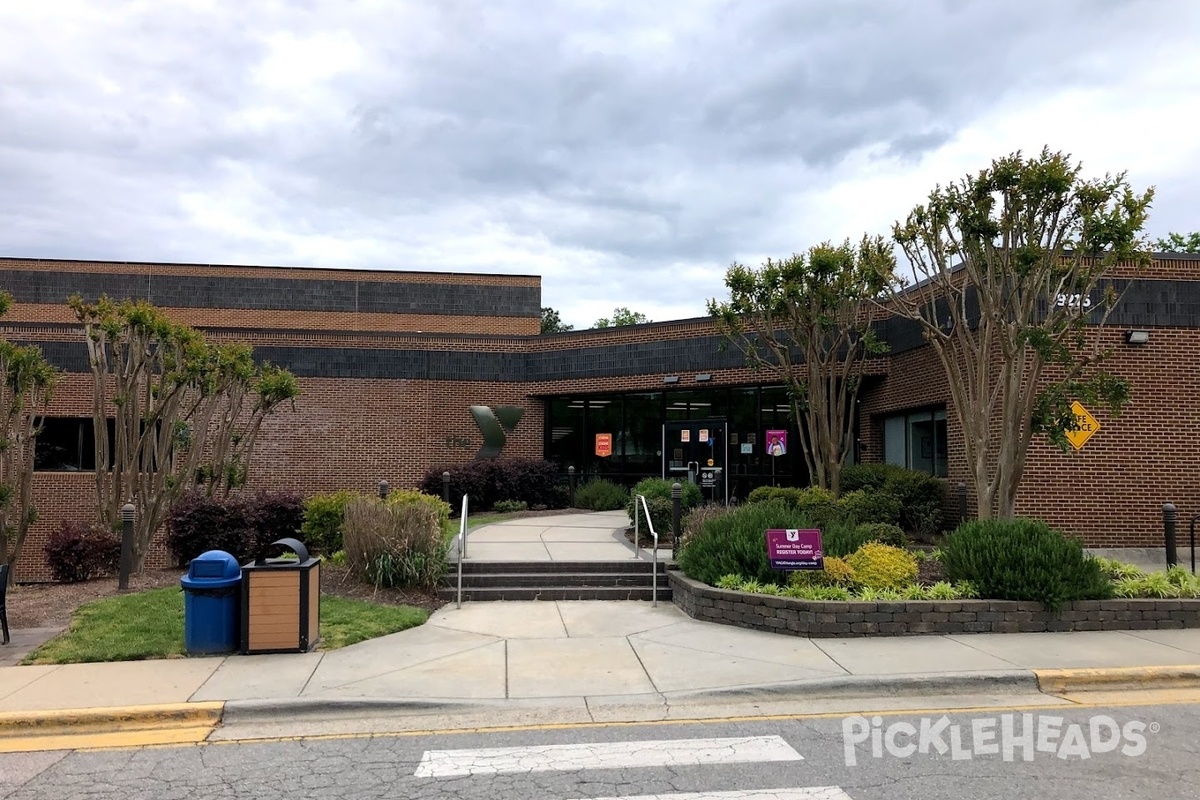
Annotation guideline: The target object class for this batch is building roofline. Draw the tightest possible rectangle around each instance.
[0,255,541,281]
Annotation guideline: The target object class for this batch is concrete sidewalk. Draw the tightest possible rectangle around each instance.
[2,511,1200,747]
[6,601,1200,714]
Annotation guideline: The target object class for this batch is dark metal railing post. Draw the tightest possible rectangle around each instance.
[118,501,135,591]
[378,480,389,499]
[671,482,682,559]
[1163,503,1178,569]
[443,471,451,506]
[568,466,576,507]
[957,482,968,523]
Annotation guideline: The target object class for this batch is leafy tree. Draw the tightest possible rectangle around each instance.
[540,306,574,333]
[593,307,650,328]
[0,292,57,586]
[709,238,894,497]
[1155,231,1200,253]
[880,147,1153,519]
[69,295,300,571]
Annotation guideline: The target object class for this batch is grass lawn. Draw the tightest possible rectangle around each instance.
[24,587,428,665]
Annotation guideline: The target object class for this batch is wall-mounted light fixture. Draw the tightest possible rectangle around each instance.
[1125,330,1150,345]
[694,373,712,382]
[663,375,679,384]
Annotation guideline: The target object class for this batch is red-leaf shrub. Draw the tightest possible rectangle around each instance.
[44,521,122,583]
[419,459,567,512]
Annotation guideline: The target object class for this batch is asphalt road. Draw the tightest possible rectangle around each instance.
[3,701,1199,799]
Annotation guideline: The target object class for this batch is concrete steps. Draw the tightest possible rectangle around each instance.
[439,559,672,602]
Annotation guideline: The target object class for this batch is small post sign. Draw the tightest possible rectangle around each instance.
[595,433,613,458]
[766,528,824,570]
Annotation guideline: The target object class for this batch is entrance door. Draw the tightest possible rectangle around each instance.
[662,418,728,505]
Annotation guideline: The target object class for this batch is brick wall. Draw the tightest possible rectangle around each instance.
[5,256,1200,580]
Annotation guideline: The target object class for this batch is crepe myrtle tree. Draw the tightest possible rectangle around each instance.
[0,291,57,586]
[70,295,300,571]
[708,237,895,497]
[879,147,1153,519]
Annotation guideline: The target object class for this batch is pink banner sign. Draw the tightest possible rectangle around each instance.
[765,528,824,570]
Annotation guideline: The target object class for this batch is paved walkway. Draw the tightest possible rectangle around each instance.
[1,511,1199,740]
[459,510,672,561]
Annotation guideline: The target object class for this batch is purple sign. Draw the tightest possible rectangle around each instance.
[766,528,824,570]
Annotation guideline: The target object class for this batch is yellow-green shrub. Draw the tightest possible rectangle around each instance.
[845,542,918,589]
[789,556,857,588]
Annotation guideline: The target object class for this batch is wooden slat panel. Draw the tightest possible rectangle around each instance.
[249,633,299,650]
[248,599,300,613]
[247,574,300,589]
[307,569,320,644]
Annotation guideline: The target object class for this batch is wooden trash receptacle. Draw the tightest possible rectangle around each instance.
[241,538,320,654]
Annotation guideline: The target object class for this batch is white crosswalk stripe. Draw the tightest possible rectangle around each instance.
[413,735,804,777]
[571,790,855,800]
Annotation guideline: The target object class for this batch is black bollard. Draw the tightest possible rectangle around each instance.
[568,466,576,508]
[378,480,389,499]
[118,502,135,591]
[671,483,682,559]
[1164,503,1178,569]
[443,471,451,506]
[957,482,968,523]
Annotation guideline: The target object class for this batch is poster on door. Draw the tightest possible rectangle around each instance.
[595,433,613,457]
[766,430,787,457]
[680,429,691,443]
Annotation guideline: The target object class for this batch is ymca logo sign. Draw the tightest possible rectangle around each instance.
[469,405,523,460]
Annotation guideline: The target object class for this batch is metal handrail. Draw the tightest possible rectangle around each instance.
[635,494,659,608]
[455,494,469,609]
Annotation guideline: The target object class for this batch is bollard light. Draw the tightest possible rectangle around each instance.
[378,480,389,499]
[118,501,135,591]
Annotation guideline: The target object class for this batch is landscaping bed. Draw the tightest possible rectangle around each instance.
[669,570,1200,637]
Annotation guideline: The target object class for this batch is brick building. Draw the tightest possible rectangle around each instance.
[2,255,1197,580]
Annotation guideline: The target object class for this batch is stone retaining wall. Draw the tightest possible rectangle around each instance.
[668,571,1200,637]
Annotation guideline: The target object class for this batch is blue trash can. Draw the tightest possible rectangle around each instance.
[180,550,241,655]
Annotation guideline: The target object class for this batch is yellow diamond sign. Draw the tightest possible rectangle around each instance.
[1065,401,1100,450]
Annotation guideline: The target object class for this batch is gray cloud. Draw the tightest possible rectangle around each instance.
[0,0,1195,328]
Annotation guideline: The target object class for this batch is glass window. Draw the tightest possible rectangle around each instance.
[546,398,584,470]
[622,392,662,477]
[586,398,623,476]
[35,417,97,472]
[881,408,947,477]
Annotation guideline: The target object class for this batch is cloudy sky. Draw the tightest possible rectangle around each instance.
[1,1,1197,329]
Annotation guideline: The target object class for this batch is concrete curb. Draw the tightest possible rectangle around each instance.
[1035,665,1200,694]
[222,698,476,723]
[0,702,224,738]
[667,670,1042,703]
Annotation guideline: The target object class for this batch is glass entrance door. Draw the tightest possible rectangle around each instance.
[662,418,728,505]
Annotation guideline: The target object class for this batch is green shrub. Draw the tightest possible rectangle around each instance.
[1093,557,1146,582]
[166,492,254,564]
[821,516,876,557]
[845,542,918,589]
[631,496,675,542]
[342,494,448,590]
[840,464,946,538]
[677,500,801,586]
[854,522,908,548]
[785,585,853,601]
[573,479,628,511]
[840,464,900,493]
[681,504,734,548]
[628,478,702,534]
[838,490,902,526]
[941,518,1112,609]
[886,470,946,538]
[301,490,360,554]
[715,574,743,590]
[419,459,565,511]
[493,500,528,513]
